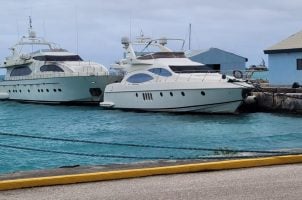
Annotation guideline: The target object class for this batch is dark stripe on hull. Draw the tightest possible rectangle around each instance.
[110,99,243,113]
[0,99,99,106]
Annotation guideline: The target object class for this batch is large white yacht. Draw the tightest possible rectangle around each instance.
[0,18,121,104]
[100,35,253,113]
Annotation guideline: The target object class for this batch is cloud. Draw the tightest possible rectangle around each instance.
[1,0,302,75]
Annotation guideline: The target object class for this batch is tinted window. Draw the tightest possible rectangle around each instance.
[169,65,213,73]
[10,66,32,76]
[33,55,83,61]
[138,52,185,60]
[148,68,172,77]
[40,65,64,72]
[127,73,153,83]
[297,59,302,70]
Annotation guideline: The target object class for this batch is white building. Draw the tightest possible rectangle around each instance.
[264,30,302,85]
[186,48,247,75]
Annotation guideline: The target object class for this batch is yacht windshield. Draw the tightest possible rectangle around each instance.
[33,55,83,61]
[169,65,215,73]
[137,52,185,60]
[127,73,154,83]
[10,66,32,76]
[148,68,172,77]
[40,65,64,72]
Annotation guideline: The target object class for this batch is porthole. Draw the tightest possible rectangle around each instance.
[41,89,44,92]
[8,90,11,93]
[160,92,163,97]
[19,90,21,93]
[46,89,49,92]
[170,92,173,96]
[53,89,57,92]
[135,93,138,97]
[28,90,30,93]
[58,89,62,92]
[201,91,205,96]
[38,89,40,92]
[181,92,185,96]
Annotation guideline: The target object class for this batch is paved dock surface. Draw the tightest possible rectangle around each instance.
[1,164,301,200]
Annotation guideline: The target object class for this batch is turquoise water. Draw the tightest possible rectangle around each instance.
[0,101,302,174]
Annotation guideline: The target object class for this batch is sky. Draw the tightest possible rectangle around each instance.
[1,0,302,75]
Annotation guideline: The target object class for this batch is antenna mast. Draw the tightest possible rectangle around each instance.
[129,14,132,42]
[28,16,33,34]
[75,7,79,54]
[29,16,32,28]
[28,16,36,39]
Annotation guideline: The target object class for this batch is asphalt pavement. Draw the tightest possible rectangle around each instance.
[1,164,301,200]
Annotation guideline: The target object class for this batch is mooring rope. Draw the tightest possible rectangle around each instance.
[0,143,297,160]
[0,132,294,154]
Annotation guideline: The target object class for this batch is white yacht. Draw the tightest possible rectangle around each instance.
[100,36,253,113]
[0,18,121,104]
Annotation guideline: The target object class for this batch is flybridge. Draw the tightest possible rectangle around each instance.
[121,34,186,64]
[9,16,61,56]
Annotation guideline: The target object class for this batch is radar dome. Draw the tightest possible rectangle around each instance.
[159,37,167,46]
[29,30,36,38]
[121,37,130,46]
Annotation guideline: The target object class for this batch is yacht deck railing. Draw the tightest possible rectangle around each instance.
[121,69,267,84]
[3,71,113,81]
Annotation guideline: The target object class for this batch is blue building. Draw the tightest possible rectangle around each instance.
[186,48,247,75]
[264,30,302,85]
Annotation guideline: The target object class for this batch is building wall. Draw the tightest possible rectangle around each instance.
[268,52,302,85]
[189,48,246,74]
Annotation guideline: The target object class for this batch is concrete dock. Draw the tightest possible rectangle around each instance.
[241,86,302,113]
[1,163,301,200]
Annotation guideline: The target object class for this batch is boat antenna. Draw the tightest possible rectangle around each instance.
[188,23,191,50]
[140,29,144,38]
[29,16,32,29]
[129,13,132,42]
[74,6,79,54]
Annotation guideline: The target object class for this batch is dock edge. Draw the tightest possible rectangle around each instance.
[1,154,302,191]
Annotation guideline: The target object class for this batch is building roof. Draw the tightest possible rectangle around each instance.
[185,47,248,61]
[264,30,302,54]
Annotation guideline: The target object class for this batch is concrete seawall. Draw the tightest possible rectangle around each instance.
[242,87,302,113]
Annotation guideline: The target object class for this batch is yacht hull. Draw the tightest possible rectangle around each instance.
[0,75,121,104]
[102,87,246,113]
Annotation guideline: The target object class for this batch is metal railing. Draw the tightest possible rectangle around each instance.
[3,71,111,81]
[1,69,267,83]
[121,70,262,85]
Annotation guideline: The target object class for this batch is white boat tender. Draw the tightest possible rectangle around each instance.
[100,36,253,113]
[0,17,122,104]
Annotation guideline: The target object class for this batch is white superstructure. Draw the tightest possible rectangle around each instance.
[0,17,121,104]
[100,35,253,113]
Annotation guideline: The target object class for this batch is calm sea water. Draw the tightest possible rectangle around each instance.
[0,101,302,174]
